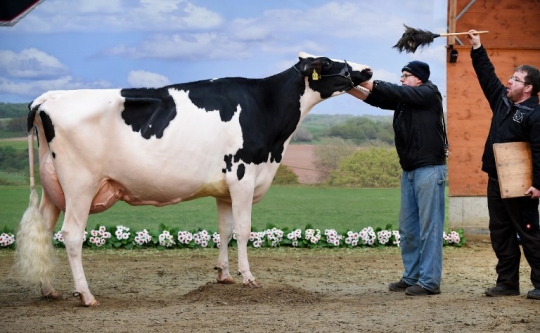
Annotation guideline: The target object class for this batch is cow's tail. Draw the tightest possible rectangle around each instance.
[13,105,57,289]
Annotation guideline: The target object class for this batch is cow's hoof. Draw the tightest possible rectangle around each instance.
[243,279,262,288]
[42,290,62,300]
[214,266,235,284]
[217,276,236,284]
[82,298,100,307]
[73,292,100,307]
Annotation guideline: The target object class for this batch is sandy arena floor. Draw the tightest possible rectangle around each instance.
[1,243,540,333]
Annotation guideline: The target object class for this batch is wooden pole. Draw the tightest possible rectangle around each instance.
[448,0,457,45]
[439,31,489,37]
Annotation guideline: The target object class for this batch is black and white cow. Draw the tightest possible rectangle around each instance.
[15,52,372,306]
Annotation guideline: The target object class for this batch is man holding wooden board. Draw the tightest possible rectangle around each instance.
[467,30,540,300]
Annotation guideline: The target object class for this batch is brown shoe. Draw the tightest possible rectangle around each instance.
[405,284,441,296]
[388,279,412,292]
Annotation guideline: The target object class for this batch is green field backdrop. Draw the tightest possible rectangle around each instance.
[1,185,403,233]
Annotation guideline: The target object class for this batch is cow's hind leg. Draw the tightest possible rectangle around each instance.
[214,198,235,284]
[39,189,62,299]
[62,192,99,307]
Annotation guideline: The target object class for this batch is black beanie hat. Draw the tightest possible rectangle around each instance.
[402,60,430,83]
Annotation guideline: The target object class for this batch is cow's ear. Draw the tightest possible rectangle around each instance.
[301,58,323,80]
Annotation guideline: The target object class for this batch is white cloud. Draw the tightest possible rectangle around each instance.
[229,2,439,44]
[11,0,223,33]
[0,76,111,98]
[11,1,447,66]
[38,0,123,14]
[127,70,171,88]
[181,2,224,28]
[0,49,68,79]
[408,44,447,67]
[106,33,251,60]
[371,68,400,83]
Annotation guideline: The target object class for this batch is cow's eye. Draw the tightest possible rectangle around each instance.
[324,61,331,69]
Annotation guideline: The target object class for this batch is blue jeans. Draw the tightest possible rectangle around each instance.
[399,165,446,292]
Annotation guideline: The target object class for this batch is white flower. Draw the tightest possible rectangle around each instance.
[53,231,64,243]
[265,228,283,246]
[287,229,302,241]
[0,233,15,247]
[324,229,342,247]
[134,229,152,245]
[158,231,175,247]
[212,232,221,248]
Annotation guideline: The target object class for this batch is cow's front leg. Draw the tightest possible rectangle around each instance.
[229,180,260,288]
[214,199,235,284]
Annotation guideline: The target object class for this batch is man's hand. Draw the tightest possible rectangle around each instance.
[347,85,370,101]
[525,186,540,199]
[466,30,482,49]
[359,80,373,91]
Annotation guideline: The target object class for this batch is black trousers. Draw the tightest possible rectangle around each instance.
[487,177,540,289]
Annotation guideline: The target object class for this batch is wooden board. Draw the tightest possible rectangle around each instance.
[493,142,532,198]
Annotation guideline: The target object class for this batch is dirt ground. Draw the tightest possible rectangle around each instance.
[282,144,320,184]
[3,143,539,332]
[1,242,540,333]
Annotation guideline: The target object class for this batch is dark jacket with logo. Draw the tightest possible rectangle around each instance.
[364,79,446,171]
[471,46,540,189]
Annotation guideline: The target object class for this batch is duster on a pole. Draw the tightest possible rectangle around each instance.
[393,25,488,53]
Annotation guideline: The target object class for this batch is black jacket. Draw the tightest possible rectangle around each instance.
[364,79,446,171]
[471,46,540,189]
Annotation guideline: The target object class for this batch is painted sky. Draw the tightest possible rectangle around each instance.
[0,0,450,115]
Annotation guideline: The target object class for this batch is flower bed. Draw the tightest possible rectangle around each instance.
[0,224,466,250]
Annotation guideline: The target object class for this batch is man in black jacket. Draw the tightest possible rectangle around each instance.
[467,30,540,300]
[348,60,447,296]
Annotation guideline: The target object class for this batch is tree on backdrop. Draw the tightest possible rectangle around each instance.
[314,137,357,182]
[327,148,401,187]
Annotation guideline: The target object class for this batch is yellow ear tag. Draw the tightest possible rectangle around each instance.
[312,69,320,81]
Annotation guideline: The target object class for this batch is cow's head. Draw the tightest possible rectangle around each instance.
[296,52,372,98]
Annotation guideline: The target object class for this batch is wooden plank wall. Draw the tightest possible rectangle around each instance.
[447,0,540,196]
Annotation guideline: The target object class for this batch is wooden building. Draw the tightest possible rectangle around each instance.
[446,0,540,238]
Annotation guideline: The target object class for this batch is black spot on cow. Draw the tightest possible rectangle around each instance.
[38,111,55,144]
[27,102,38,133]
[188,73,303,169]
[186,79,242,122]
[223,154,233,173]
[120,88,178,139]
[237,163,245,180]
[28,103,56,144]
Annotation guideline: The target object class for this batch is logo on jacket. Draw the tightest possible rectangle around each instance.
[513,110,523,123]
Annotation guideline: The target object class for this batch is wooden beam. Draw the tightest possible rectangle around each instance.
[448,0,457,45]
